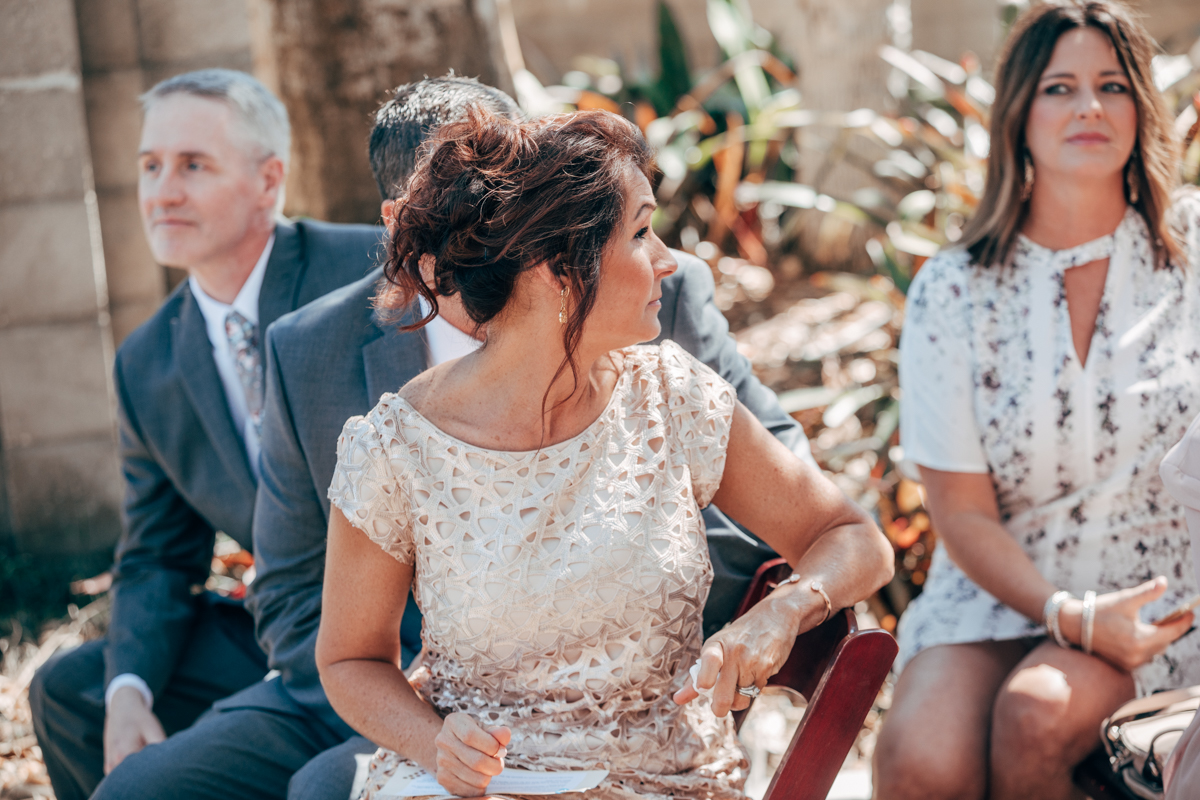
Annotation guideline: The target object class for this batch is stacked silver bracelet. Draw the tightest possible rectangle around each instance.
[1082,590,1097,655]
[1044,590,1073,648]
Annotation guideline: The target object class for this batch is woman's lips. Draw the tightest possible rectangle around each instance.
[1066,132,1111,144]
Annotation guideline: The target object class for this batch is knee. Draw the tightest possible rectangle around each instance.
[29,647,84,724]
[991,664,1073,763]
[874,715,986,800]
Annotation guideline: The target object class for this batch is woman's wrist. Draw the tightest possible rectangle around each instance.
[768,575,833,634]
[1057,598,1084,646]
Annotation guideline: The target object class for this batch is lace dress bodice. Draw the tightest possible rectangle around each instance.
[329,341,749,800]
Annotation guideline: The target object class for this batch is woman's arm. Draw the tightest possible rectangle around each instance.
[677,402,894,716]
[317,508,510,796]
[920,466,1191,672]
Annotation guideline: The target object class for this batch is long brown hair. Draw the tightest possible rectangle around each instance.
[961,0,1182,267]
[377,107,657,403]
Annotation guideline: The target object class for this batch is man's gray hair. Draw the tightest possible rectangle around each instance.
[142,69,291,170]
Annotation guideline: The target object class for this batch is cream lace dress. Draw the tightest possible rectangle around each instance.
[897,197,1200,694]
[328,341,750,800]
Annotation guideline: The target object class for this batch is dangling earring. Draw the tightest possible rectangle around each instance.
[558,285,569,325]
[1126,154,1140,205]
[1021,153,1035,202]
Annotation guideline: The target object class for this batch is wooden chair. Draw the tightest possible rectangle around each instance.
[730,558,899,800]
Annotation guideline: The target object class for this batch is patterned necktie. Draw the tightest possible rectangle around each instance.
[224,309,263,437]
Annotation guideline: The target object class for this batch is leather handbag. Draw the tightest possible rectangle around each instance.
[1102,686,1200,799]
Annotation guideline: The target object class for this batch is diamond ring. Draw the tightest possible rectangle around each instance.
[736,684,761,699]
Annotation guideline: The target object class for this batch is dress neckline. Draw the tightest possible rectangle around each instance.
[392,350,634,457]
[1015,207,1136,272]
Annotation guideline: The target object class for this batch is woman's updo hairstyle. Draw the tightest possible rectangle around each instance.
[376,107,656,389]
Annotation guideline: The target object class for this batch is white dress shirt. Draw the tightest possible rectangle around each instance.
[106,235,274,712]
[419,297,483,365]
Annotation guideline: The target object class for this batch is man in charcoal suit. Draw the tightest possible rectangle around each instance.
[84,77,815,800]
[28,69,381,800]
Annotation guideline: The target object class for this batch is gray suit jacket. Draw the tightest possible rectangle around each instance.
[107,218,383,696]
[246,250,811,736]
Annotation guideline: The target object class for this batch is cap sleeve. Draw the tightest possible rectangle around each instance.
[328,411,416,565]
[658,340,738,507]
[899,251,989,474]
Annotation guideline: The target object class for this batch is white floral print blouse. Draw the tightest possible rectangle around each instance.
[897,194,1200,694]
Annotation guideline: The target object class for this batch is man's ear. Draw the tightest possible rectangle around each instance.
[381,199,398,234]
[260,156,286,209]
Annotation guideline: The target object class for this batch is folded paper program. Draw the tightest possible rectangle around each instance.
[379,765,610,798]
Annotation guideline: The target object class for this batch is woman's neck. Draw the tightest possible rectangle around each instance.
[415,316,620,451]
[1022,170,1127,251]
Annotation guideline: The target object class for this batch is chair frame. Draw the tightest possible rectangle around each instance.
[731,558,898,800]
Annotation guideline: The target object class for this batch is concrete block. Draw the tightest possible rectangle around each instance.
[0,0,80,78]
[0,322,115,444]
[140,50,255,91]
[84,69,144,191]
[110,298,161,346]
[6,435,121,554]
[97,188,162,306]
[75,0,141,72]
[136,0,252,66]
[0,200,100,328]
[0,87,88,204]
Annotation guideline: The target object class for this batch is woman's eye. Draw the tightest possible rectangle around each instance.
[1043,83,1069,95]
[186,161,202,171]
[1101,81,1128,93]
[635,226,649,240]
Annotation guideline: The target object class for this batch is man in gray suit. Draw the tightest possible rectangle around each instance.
[29,69,381,800]
[85,77,812,800]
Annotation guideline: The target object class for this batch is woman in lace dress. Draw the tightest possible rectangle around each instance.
[315,109,894,800]
[873,3,1200,799]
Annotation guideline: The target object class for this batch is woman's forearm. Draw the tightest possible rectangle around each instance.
[937,508,1056,624]
[768,521,894,633]
[322,659,445,770]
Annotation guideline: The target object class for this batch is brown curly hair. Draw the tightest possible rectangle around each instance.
[376,107,657,396]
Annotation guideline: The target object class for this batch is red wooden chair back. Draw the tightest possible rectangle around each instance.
[731,558,898,800]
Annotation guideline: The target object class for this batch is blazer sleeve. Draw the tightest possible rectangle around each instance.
[105,357,215,696]
[661,254,813,464]
[245,330,334,704]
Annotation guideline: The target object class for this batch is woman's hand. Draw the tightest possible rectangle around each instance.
[672,590,810,717]
[1059,577,1195,672]
[434,713,511,797]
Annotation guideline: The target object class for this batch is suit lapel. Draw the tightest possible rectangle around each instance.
[173,289,257,494]
[362,304,429,408]
[257,221,305,351]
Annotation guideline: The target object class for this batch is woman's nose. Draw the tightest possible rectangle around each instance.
[1075,88,1104,118]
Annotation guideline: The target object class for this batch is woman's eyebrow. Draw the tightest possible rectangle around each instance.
[637,202,656,216]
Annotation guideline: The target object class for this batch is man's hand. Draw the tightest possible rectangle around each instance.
[104,686,166,774]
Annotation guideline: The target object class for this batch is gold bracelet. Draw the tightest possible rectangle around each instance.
[775,573,833,624]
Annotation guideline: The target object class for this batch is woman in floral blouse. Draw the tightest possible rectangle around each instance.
[873,2,1200,799]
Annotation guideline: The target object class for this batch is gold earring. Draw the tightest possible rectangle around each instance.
[559,286,569,325]
[1021,156,1035,202]
[1126,159,1139,205]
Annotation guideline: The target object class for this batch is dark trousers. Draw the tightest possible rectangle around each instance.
[90,677,375,800]
[29,594,268,800]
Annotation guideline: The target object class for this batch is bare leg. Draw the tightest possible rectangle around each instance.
[873,640,1029,800]
[989,641,1135,800]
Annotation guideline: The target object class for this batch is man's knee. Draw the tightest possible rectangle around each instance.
[287,737,376,800]
[30,642,102,729]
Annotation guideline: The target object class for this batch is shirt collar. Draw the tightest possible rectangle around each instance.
[188,233,275,326]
